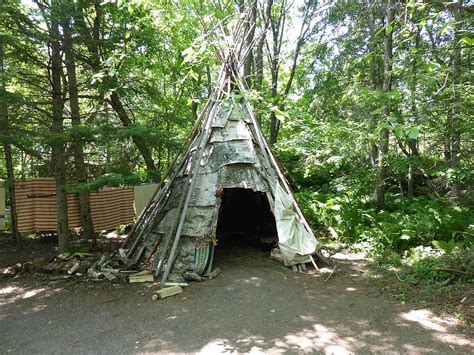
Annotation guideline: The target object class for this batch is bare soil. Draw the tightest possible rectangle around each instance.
[1,237,473,354]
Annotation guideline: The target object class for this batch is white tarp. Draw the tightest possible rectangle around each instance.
[274,183,318,266]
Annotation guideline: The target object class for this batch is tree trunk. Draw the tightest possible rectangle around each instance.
[374,0,394,210]
[269,0,282,146]
[407,139,419,196]
[62,6,96,244]
[407,27,421,197]
[368,0,379,168]
[50,2,70,252]
[108,92,160,182]
[450,0,462,203]
[444,140,451,166]
[0,42,19,240]
[254,0,272,125]
[242,0,257,87]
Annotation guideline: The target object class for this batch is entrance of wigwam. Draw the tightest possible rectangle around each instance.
[215,188,277,256]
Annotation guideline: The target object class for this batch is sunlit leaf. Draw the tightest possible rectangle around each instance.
[408,127,420,140]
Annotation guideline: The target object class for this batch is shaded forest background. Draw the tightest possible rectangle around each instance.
[0,0,472,279]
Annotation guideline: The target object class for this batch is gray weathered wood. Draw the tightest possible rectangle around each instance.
[104,272,119,284]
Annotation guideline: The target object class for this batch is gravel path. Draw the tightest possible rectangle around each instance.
[1,246,472,354]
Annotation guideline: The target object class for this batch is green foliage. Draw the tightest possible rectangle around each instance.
[69,173,141,193]
[299,186,473,256]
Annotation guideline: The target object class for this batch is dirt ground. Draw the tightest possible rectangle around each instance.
[0,238,473,354]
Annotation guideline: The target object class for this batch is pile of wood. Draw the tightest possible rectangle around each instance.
[37,252,128,283]
[41,252,94,276]
[1,248,222,302]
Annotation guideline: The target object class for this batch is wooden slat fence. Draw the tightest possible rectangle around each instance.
[15,178,135,232]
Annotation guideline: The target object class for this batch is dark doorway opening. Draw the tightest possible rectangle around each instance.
[215,188,277,253]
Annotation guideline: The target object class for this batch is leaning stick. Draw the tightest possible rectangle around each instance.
[309,255,319,271]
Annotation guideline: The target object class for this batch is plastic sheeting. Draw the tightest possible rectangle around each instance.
[274,183,319,266]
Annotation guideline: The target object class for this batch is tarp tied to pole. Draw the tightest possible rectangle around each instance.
[274,183,320,266]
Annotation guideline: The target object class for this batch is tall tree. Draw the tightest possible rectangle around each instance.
[47,0,70,252]
[448,0,463,202]
[0,40,19,240]
[374,0,395,210]
[61,1,96,243]
[74,1,161,182]
[267,0,320,145]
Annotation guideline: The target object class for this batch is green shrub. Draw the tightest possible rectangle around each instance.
[298,188,473,257]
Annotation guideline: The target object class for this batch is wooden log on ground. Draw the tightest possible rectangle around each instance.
[42,262,58,273]
[101,267,120,274]
[208,267,221,280]
[183,272,203,282]
[152,286,183,301]
[87,267,103,279]
[104,272,119,284]
[67,261,80,275]
[129,270,154,283]
[57,253,71,261]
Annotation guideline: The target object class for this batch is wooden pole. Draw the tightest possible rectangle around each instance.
[154,64,229,280]
[123,99,213,250]
[159,84,225,284]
